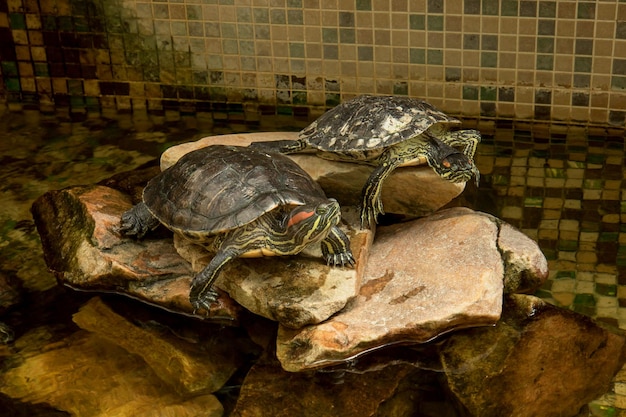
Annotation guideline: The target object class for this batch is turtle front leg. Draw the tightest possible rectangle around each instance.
[189,246,243,313]
[321,226,355,267]
[440,130,481,159]
[360,158,402,229]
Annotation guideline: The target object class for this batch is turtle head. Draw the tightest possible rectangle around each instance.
[426,139,480,186]
[281,199,342,251]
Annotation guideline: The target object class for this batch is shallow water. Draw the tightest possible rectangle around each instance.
[0,108,624,415]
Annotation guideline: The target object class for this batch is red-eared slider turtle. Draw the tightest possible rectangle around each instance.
[120,145,355,312]
[275,95,481,228]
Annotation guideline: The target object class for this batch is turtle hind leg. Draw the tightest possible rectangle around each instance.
[279,138,309,154]
[321,226,355,267]
[120,202,161,238]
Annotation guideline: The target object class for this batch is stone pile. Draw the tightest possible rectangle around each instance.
[14,132,626,417]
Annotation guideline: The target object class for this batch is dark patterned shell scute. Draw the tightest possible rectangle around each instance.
[300,95,461,151]
[143,145,326,235]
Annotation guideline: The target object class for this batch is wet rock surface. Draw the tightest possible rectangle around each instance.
[440,294,626,417]
[276,207,547,372]
[162,132,467,220]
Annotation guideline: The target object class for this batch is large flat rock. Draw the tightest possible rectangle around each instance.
[276,207,548,372]
[161,132,466,220]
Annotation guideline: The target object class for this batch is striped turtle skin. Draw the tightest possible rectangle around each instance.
[120,145,354,312]
[279,95,481,228]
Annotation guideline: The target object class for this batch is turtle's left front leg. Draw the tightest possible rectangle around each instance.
[440,130,481,159]
[320,226,355,267]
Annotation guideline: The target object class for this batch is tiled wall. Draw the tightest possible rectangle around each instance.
[2,0,626,127]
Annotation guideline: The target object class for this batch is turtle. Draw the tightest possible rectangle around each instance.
[119,145,355,312]
[272,95,481,228]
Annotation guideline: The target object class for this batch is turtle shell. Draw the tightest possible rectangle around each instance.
[300,95,461,151]
[143,145,327,236]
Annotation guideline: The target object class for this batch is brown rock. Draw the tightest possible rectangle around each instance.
[277,207,518,372]
[30,185,241,321]
[440,294,626,417]
[161,132,466,220]
[73,297,243,395]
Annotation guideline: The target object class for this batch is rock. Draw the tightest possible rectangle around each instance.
[231,350,415,417]
[276,207,547,372]
[0,273,22,343]
[161,132,466,220]
[0,326,224,417]
[440,294,626,417]
[73,296,244,395]
[175,206,371,329]
[30,185,241,322]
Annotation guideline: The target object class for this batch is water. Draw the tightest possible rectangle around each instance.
[0,108,623,415]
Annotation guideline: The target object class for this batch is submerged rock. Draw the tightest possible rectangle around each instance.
[161,132,466,220]
[73,297,244,395]
[276,207,548,372]
[440,294,626,417]
[0,325,224,417]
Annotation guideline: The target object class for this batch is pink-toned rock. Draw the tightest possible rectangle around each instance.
[161,132,466,220]
[276,207,548,372]
[499,222,549,293]
[30,185,241,322]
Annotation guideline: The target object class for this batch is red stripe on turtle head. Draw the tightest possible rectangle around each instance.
[287,208,315,228]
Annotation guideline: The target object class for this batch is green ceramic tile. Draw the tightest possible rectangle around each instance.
[537,37,554,53]
[359,46,373,61]
[463,85,479,100]
[356,0,372,11]
[287,9,303,25]
[239,40,255,55]
[572,293,596,316]
[236,7,252,22]
[427,15,443,31]
[1,62,18,77]
[409,15,425,30]
[558,240,579,251]
[482,0,499,15]
[577,2,595,19]
[539,2,557,18]
[322,28,338,43]
[595,283,617,297]
[583,179,603,189]
[611,76,626,91]
[575,56,592,72]
[555,270,576,279]
[9,13,26,30]
[393,82,408,95]
[34,63,49,77]
[270,9,286,24]
[340,29,355,43]
[409,48,425,64]
[480,86,497,101]
[339,12,355,27]
[536,55,553,71]
[5,78,20,92]
[289,43,305,58]
[524,196,543,208]
[288,0,302,7]
[427,49,443,65]
[501,0,518,16]
[253,8,269,23]
[481,52,497,67]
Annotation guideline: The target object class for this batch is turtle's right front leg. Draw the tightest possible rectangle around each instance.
[189,246,241,313]
[360,158,401,229]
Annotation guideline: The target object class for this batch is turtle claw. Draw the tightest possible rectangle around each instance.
[190,289,220,315]
[326,252,356,268]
